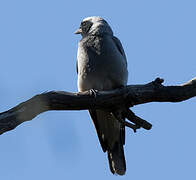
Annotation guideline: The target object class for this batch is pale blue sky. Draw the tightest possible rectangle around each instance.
[0,0,195,179]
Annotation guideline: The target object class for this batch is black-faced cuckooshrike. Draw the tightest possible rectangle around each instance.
[75,16,128,175]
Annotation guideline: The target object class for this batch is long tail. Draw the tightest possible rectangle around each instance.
[107,142,126,175]
[89,109,126,175]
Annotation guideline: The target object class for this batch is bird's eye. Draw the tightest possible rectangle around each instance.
[81,21,87,27]
[80,21,93,34]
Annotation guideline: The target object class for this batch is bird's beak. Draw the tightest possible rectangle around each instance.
[74,28,82,34]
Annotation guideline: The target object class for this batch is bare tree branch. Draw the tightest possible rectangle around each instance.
[0,77,195,135]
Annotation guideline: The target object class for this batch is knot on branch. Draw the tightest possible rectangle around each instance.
[152,77,164,86]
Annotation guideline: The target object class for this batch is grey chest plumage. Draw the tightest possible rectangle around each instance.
[75,16,128,175]
[77,34,128,91]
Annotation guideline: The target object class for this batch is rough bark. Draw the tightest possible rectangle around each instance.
[0,77,195,135]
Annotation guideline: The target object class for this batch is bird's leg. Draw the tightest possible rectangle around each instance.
[123,108,152,130]
[112,109,140,133]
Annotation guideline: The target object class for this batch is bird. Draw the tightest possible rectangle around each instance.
[75,16,128,175]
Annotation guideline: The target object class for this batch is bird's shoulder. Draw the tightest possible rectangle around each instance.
[79,35,126,57]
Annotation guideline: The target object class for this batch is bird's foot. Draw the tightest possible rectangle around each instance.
[89,89,98,98]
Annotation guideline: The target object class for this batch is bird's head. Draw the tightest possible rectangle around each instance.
[75,16,113,37]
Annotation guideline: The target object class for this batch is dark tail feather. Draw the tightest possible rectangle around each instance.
[107,142,126,175]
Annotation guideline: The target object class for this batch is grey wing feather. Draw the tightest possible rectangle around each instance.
[89,109,107,152]
[76,59,78,74]
[112,36,127,66]
[89,109,125,152]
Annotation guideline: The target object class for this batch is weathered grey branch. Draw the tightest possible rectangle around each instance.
[0,77,195,135]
